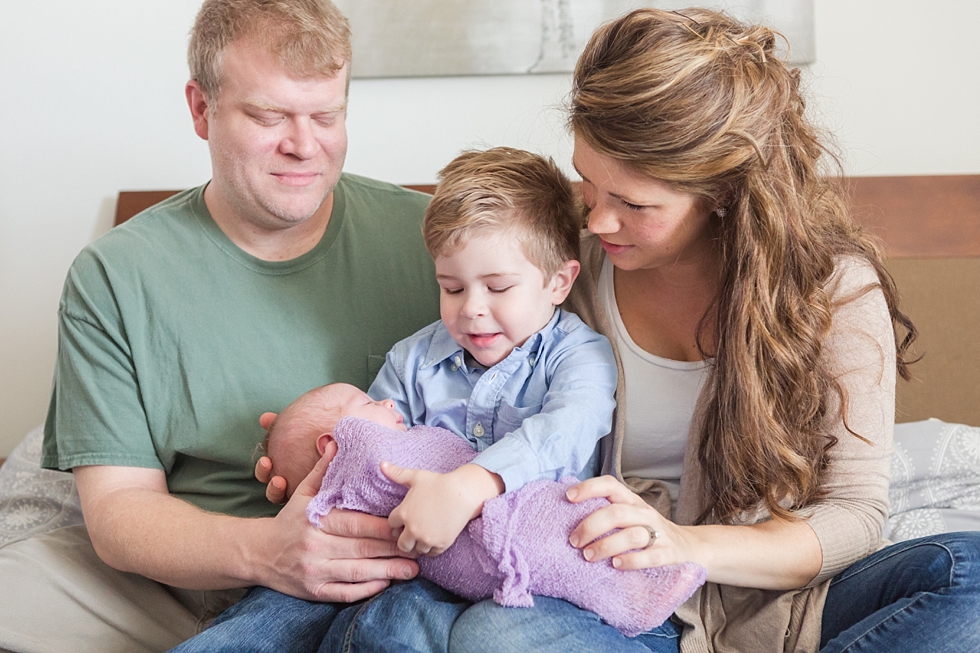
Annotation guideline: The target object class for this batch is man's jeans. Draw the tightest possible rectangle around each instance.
[168,579,469,653]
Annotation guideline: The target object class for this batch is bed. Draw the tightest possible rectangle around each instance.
[2,175,978,546]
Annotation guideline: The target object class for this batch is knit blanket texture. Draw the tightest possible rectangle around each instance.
[307,416,706,636]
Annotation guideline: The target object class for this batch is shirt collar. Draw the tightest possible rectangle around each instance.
[421,309,563,370]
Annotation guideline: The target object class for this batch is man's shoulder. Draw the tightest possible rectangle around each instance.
[86,186,207,255]
[63,185,211,298]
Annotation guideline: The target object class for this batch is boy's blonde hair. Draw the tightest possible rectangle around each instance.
[423,147,583,279]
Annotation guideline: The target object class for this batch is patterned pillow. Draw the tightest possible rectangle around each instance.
[0,426,83,548]
[886,419,980,541]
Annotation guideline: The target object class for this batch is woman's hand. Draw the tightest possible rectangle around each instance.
[566,475,701,571]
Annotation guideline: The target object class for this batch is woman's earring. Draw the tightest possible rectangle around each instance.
[716,206,728,218]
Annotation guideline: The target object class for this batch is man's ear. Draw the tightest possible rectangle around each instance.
[549,259,581,305]
[186,80,211,141]
[316,432,335,456]
[259,412,277,430]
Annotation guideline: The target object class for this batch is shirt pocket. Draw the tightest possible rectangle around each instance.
[494,402,543,437]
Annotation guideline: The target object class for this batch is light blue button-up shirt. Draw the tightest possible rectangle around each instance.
[368,309,618,492]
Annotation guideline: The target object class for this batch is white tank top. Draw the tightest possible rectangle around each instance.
[598,256,709,512]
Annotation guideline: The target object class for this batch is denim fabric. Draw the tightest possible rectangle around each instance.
[167,586,340,653]
[448,595,681,653]
[368,309,616,491]
[446,531,980,653]
[320,579,470,653]
[820,531,980,652]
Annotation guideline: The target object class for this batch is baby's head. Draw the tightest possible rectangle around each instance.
[262,383,406,498]
[423,147,583,368]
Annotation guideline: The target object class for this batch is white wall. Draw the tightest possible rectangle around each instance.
[2,0,978,456]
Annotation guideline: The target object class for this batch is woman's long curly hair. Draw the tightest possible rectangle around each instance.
[571,8,916,524]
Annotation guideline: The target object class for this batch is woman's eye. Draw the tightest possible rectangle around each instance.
[442,288,463,295]
[489,287,512,294]
[621,199,646,211]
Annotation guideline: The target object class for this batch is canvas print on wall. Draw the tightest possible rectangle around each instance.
[333,0,814,78]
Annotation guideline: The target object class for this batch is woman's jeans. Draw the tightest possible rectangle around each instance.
[169,531,980,652]
[449,531,980,653]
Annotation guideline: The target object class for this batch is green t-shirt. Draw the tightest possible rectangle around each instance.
[42,174,440,517]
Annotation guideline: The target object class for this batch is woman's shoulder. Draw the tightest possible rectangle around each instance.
[578,231,605,279]
[825,255,887,310]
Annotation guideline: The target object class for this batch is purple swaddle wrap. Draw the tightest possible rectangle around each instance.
[306,417,706,636]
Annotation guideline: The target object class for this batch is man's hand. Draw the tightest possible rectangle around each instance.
[381,462,503,557]
[75,452,419,604]
[251,449,420,602]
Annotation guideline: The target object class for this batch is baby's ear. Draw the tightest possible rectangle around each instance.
[316,432,335,456]
[550,259,581,304]
[259,412,277,430]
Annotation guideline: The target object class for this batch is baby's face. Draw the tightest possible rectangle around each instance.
[339,387,407,431]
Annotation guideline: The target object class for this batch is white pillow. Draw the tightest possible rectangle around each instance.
[886,419,980,541]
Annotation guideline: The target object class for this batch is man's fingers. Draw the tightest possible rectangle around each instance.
[265,476,287,504]
[308,556,421,601]
[259,411,277,430]
[321,508,403,543]
[255,456,273,484]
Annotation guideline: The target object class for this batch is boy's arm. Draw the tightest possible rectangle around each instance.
[473,328,618,491]
[380,461,504,556]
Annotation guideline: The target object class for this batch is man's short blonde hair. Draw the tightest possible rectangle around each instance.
[423,147,583,279]
[188,0,351,102]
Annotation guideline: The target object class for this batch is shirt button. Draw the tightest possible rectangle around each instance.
[529,356,536,367]
[450,364,458,372]
[473,423,485,437]
[454,355,463,367]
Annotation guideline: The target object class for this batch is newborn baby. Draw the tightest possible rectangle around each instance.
[265,383,706,636]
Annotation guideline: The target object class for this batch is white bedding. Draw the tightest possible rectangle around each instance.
[0,426,82,547]
[2,420,979,548]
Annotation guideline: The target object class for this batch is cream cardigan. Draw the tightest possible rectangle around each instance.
[563,233,895,653]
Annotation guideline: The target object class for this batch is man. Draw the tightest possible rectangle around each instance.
[0,1,439,650]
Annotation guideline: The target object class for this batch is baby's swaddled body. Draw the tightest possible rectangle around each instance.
[307,417,706,636]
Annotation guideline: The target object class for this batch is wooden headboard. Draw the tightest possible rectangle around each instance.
[114,175,980,426]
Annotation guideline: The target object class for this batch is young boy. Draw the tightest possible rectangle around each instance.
[172,382,704,652]
[368,146,619,556]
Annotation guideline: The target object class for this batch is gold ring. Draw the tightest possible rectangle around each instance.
[643,525,660,549]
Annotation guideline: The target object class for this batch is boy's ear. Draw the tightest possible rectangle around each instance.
[316,432,335,456]
[259,412,277,430]
[549,259,581,304]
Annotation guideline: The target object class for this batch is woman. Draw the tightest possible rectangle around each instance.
[448,8,980,653]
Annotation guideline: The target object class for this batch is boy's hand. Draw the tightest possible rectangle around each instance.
[381,462,504,557]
